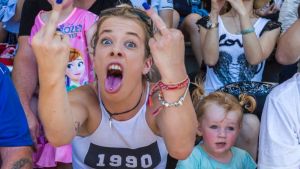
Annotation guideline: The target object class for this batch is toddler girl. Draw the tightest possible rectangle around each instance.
[176,81,257,169]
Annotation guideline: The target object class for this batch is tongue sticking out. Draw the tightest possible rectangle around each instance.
[105,75,122,93]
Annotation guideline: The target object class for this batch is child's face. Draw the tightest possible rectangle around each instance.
[198,102,241,158]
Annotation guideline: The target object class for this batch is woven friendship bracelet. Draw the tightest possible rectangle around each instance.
[241,27,255,35]
[159,77,190,90]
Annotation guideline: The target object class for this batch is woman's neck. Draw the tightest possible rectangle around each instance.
[228,9,256,18]
[100,82,146,121]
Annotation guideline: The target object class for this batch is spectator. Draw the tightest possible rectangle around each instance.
[12,0,131,158]
[131,0,174,28]
[197,0,280,160]
[0,0,25,37]
[258,73,300,169]
[31,4,197,168]
[27,0,98,167]
[173,0,209,67]
[0,63,33,169]
[176,82,256,169]
[276,3,300,80]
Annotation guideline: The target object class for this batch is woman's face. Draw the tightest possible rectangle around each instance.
[93,17,151,100]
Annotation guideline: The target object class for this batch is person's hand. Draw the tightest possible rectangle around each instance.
[226,0,247,16]
[145,7,187,83]
[31,2,70,84]
[211,0,226,16]
[255,3,280,17]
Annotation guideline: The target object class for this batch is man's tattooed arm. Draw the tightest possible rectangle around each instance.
[11,158,32,169]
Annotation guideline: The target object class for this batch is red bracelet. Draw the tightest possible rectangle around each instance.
[158,77,190,90]
[148,76,190,107]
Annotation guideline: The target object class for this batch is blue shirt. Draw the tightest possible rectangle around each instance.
[0,63,33,146]
[0,0,19,33]
[176,144,257,169]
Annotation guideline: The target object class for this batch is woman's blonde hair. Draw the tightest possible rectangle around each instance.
[192,77,256,122]
[91,6,154,58]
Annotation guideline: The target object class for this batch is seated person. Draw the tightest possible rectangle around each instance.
[176,83,256,169]
[258,73,300,169]
[131,0,174,28]
[0,63,33,168]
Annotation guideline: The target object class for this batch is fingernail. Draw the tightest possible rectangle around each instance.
[142,2,150,10]
[56,0,63,4]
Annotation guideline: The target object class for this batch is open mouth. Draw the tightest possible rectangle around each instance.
[105,63,123,93]
[215,142,226,148]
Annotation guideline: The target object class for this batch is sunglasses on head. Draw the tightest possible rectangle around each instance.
[100,6,154,32]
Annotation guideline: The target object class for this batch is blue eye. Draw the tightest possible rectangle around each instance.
[78,61,83,67]
[125,41,136,48]
[67,64,72,69]
[101,38,112,46]
[227,127,235,131]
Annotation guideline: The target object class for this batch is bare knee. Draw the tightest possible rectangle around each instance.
[239,114,260,143]
[0,147,33,169]
[180,13,202,34]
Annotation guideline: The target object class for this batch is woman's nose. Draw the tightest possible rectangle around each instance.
[110,46,123,57]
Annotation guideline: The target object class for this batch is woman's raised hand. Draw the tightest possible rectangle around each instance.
[226,0,247,16]
[145,6,187,83]
[211,0,226,16]
[31,2,70,84]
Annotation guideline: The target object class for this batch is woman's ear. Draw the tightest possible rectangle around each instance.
[143,56,153,75]
[196,122,203,137]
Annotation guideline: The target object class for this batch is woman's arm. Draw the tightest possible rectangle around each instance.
[228,0,280,65]
[31,5,88,147]
[200,0,225,66]
[240,15,280,65]
[200,14,220,66]
[276,19,300,65]
[146,8,197,160]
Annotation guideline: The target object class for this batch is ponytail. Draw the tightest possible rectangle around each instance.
[191,76,205,107]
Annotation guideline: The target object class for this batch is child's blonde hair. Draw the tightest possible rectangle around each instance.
[192,77,256,122]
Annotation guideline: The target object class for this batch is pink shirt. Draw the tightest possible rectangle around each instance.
[30,8,98,90]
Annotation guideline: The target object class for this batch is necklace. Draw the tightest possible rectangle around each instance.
[101,89,143,128]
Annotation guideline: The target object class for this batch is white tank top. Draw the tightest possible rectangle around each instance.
[72,83,168,169]
[204,17,269,93]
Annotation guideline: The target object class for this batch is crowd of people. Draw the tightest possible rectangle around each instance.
[0,0,299,168]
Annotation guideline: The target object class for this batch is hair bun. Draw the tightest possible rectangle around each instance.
[238,93,257,113]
